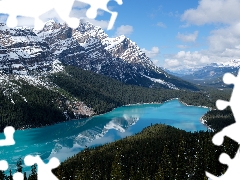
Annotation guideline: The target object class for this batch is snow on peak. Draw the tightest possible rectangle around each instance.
[45,19,57,26]
[218,59,240,67]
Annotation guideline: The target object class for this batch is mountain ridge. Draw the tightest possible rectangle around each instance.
[0,20,198,91]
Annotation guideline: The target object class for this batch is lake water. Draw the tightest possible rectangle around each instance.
[0,99,209,174]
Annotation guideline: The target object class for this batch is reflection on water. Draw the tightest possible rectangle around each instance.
[0,99,208,173]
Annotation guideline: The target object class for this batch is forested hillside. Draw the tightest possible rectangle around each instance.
[0,65,232,132]
[50,66,216,114]
[0,82,66,131]
[52,124,238,179]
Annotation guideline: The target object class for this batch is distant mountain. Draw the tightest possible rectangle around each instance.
[166,60,240,88]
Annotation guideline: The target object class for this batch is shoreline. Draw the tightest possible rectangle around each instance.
[177,99,213,131]
[15,98,212,132]
[200,117,214,132]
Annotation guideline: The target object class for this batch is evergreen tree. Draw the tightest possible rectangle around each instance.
[28,164,37,180]
[161,145,174,179]
[193,136,205,179]
[23,172,27,180]
[0,170,6,180]
[175,136,188,180]
[154,165,164,180]
[110,152,124,180]
[16,158,23,173]
[9,169,13,180]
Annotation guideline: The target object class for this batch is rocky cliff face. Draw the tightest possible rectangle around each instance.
[0,20,198,90]
[0,23,53,75]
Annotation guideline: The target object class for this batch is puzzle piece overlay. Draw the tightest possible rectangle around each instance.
[0,126,15,172]
[205,70,240,179]
[0,0,123,30]
[0,126,60,180]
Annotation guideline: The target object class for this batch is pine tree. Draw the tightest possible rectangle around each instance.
[193,136,205,179]
[154,165,164,180]
[110,152,124,180]
[9,169,13,180]
[161,145,174,179]
[28,164,37,180]
[175,136,188,180]
[0,170,6,180]
[23,172,27,180]
[16,158,23,173]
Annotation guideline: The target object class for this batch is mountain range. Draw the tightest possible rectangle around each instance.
[0,20,198,91]
[169,60,240,88]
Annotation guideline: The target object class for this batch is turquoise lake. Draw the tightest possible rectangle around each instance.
[0,99,209,173]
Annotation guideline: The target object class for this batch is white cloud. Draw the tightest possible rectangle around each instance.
[177,31,198,42]
[181,0,240,25]
[164,59,180,68]
[163,51,210,71]
[152,59,160,66]
[177,45,188,49]
[87,19,109,29]
[208,23,240,54]
[141,46,160,58]
[157,22,166,28]
[115,25,133,37]
[171,0,240,72]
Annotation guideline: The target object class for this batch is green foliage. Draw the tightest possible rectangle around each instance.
[0,82,66,132]
[50,66,217,114]
[203,109,235,131]
[52,124,238,180]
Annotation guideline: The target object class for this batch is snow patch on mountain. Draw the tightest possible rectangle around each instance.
[217,59,240,67]
[143,75,179,90]
[51,60,65,73]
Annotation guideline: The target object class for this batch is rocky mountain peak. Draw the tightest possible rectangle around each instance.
[0,20,198,90]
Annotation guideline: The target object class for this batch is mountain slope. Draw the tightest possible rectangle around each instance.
[0,21,199,91]
[36,20,199,91]
[0,23,53,75]
[0,64,214,132]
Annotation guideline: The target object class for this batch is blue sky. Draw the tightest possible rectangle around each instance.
[1,0,240,71]
[101,0,240,71]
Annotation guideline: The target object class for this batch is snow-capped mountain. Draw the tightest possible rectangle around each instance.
[0,20,198,90]
[37,20,197,90]
[0,23,53,75]
[219,59,240,67]
[182,60,240,79]
[173,60,240,88]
